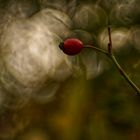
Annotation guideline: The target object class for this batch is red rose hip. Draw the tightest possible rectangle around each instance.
[59,38,84,55]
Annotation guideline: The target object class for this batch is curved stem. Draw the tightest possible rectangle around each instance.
[83,46,140,95]
[84,45,109,56]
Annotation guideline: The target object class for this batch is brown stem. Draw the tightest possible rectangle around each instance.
[83,26,140,95]
[108,26,112,54]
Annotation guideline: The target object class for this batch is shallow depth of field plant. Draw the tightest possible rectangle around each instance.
[0,0,140,140]
[59,27,140,94]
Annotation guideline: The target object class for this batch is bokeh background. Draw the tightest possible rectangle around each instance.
[0,0,140,140]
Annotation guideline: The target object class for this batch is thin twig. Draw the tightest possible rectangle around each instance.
[83,27,140,95]
[108,26,112,54]
[84,45,109,56]
[107,26,140,95]
[110,55,140,95]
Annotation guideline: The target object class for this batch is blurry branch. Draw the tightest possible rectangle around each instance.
[108,26,112,54]
[84,27,140,95]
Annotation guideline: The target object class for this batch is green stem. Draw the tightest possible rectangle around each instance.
[83,46,140,95]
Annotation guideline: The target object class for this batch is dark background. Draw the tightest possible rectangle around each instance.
[0,0,140,140]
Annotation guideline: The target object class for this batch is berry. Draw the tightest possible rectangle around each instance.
[59,38,84,55]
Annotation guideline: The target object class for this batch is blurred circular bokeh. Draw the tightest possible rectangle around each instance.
[73,4,107,32]
[0,0,140,140]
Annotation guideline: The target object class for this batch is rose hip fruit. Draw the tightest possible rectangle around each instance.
[59,38,84,55]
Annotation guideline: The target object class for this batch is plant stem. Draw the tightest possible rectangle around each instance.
[83,27,140,95]
[84,45,109,56]
[83,45,140,95]
[110,55,140,95]
[108,27,112,54]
